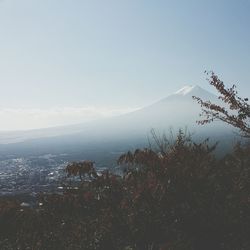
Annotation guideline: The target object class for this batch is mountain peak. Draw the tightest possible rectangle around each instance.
[156,85,215,105]
[175,85,202,96]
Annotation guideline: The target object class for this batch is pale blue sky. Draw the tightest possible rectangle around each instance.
[0,0,249,129]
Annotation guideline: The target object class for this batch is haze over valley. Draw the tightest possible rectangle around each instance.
[0,85,238,196]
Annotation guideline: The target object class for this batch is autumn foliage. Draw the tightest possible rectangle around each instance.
[193,71,250,138]
[0,132,249,249]
[0,73,250,249]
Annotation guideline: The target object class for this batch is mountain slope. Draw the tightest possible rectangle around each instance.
[0,85,235,156]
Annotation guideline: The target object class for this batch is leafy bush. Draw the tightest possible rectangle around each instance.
[0,132,249,249]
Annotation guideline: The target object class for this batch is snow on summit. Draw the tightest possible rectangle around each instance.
[172,85,215,101]
[175,85,200,96]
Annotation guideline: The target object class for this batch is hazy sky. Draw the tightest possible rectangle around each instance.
[0,0,249,130]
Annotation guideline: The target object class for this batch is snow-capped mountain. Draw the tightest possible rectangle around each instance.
[96,84,220,137]
[0,85,232,148]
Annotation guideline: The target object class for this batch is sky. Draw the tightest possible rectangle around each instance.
[0,0,249,130]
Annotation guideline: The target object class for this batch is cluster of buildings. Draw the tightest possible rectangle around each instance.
[0,154,67,197]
